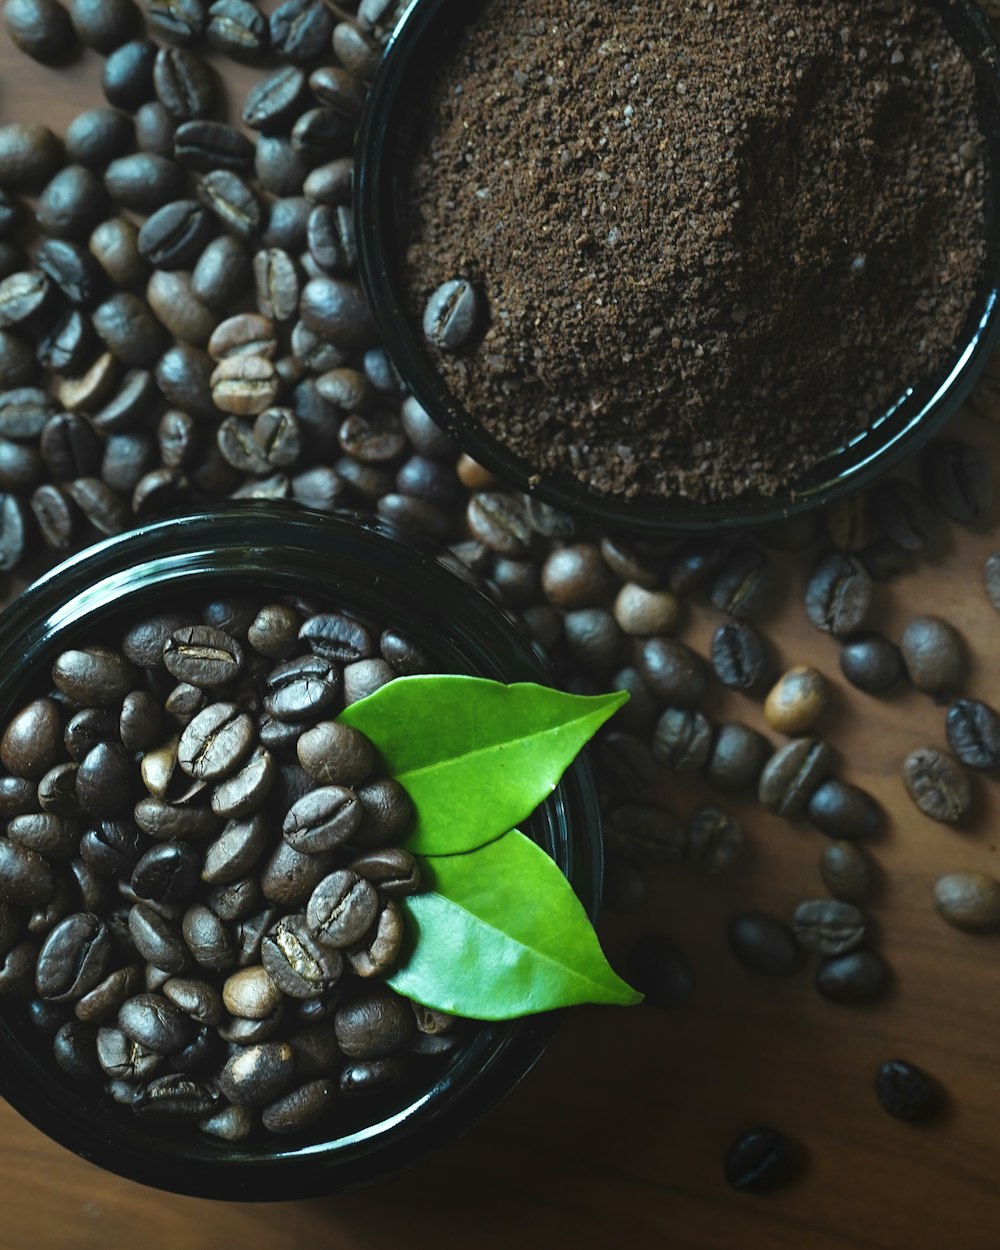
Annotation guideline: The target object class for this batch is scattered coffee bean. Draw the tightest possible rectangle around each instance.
[807,780,881,841]
[764,666,828,736]
[933,871,1000,933]
[687,809,744,875]
[758,738,833,817]
[839,633,903,695]
[725,1128,799,1192]
[902,747,972,824]
[727,912,799,976]
[900,616,964,698]
[946,698,1000,771]
[792,899,865,956]
[805,553,871,636]
[875,1059,941,1122]
[711,621,770,693]
[815,948,887,1003]
[819,841,873,903]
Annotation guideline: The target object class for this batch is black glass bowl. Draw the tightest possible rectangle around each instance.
[0,505,602,1200]
[356,0,1000,535]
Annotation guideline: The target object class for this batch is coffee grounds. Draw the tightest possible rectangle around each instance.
[403,0,987,504]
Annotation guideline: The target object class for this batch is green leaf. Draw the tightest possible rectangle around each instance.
[338,676,627,854]
[386,830,641,1019]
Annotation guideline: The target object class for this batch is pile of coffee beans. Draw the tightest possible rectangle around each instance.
[0,0,995,1190]
[0,591,464,1138]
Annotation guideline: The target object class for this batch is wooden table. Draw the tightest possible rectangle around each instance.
[4,14,1000,1250]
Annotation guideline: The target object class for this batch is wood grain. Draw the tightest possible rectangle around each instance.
[2,12,1000,1250]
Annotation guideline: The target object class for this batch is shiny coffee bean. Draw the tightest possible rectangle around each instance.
[4,0,78,64]
[705,722,770,795]
[758,738,833,818]
[334,986,413,1059]
[839,633,903,695]
[875,1059,941,1122]
[900,616,964,698]
[806,779,881,840]
[198,169,261,241]
[902,747,971,824]
[764,666,828,736]
[652,707,713,773]
[218,1040,295,1108]
[261,913,342,998]
[35,913,111,1002]
[639,638,708,707]
[804,553,871,636]
[922,439,993,525]
[118,991,194,1055]
[711,621,770,693]
[946,698,1000,770]
[178,703,254,782]
[69,0,140,52]
[709,544,772,620]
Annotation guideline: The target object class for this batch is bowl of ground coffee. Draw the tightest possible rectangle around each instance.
[356,0,1000,533]
[0,505,602,1199]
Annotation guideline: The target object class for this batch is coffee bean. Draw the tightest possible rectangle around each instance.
[133,1074,221,1122]
[242,64,306,132]
[639,638,708,707]
[422,278,481,350]
[299,276,375,351]
[96,1024,161,1080]
[134,100,177,157]
[162,975,222,1025]
[255,135,309,197]
[206,0,268,61]
[211,355,280,417]
[146,0,206,45]
[686,809,744,875]
[261,1079,334,1133]
[155,343,216,418]
[261,912,341,997]
[346,898,403,977]
[354,778,411,847]
[178,703,254,781]
[89,217,147,290]
[339,1058,401,1093]
[875,1059,941,1122]
[291,106,353,164]
[92,291,166,368]
[725,1128,799,1192]
[191,234,249,311]
[66,477,128,536]
[652,707,713,773]
[75,964,140,1024]
[221,965,281,1020]
[283,785,363,854]
[80,818,144,876]
[129,903,189,973]
[181,901,235,970]
[871,478,941,552]
[264,654,340,720]
[0,271,53,329]
[76,741,133,816]
[764,666,828,736]
[331,20,380,78]
[922,439,993,525]
[806,779,881,840]
[348,848,420,897]
[303,156,354,208]
[704,722,769,794]
[164,625,245,689]
[154,46,215,120]
[1,697,61,778]
[334,986,412,1059]
[815,948,887,1003]
[0,122,62,190]
[270,0,332,63]
[69,0,139,52]
[0,330,36,389]
[727,911,799,975]
[37,165,107,240]
[709,544,773,620]
[131,842,200,905]
[933,870,1000,932]
[102,39,158,109]
[839,633,903,695]
[119,990,193,1054]
[198,169,260,240]
[295,721,373,788]
[945,698,1000,771]
[605,805,685,865]
[900,616,964,698]
[792,899,865,956]
[218,1039,295,1107]
[710,621,770,693]
[35,913,111,1002]
[138,200,212,271]
[210,746,276,820]
[52,646,136,707]
[758,738,832,817]
[804,553,871,636]
[4,0,78,63]
[199,1103,253,1140]
[819,841,873,903]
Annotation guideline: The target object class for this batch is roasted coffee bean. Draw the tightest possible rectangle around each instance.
[0,331,36,389]
[180,901,235,971]
[146,270,215,346]
[303,156,354,207]
[89,217,147,290]
[9,812,79,859]
[155,343,216,418]
[665,538,726,595]
[354,778,411,847]
[119,991,193,1054]
[815,948,887,1003]
[162,975,222,1025]
[651,707,713,773]
[422,278,480,350]
[922,439,993,525]
[612,583,679,638]
[270,0,332,63]
[92,292,166,368]
[824,492,875,552]
[75,964,140,1024]
[210,746,276,820]
[820,841,873,903]
[728,911,799,976]
[264,654,339,721]
[708,544,772,620]
[875,1059,941,1122]
[131,842,200,905]
[291,106,353,164]
[900,616,964,698]
[261,912,341,998]
[164,626,244,688]
[933,871,1000,933]
[306,870,378,950]
[36,308,94,376]
[96,1023,161,1080]
[206,0,268,61]
[65,477,128,536]
[0,387,52,439]
[539,541,612,605]
[222,965,281,1020]
[138,200,212,270]
[38,762,82,819]
[687,809,744,875]
[1,697,61,778]
[307,204,355,275]
[178,703,254,782]
[710,621,770,693]
[199,812,267,884]
[946,698,1000,770]
[346,898,403,977]
[339,1057,401,1093]
[0,122,62,191]
[758,738,833,818]
[80,819,144,877]
[121,611,194,669]
[146,0,206,45]
[199,1103,253,1140]
[839,633,903,695]
[174,120,253,181]
[348,848,420,897]
[209,312,278,362]
[133,1074,220,1122]
[299,276,375,351]
[242,64,306,131]
[198,169,260,241]
[37,165,107,240]
[69,0,139,52]
[296,720,373,787]
[0,271,53,329]
[134,100,177,157]
[283,786,362,855]
[4,0,78,63]
[299,612,374,664]
[218,1039,295,1107]
[154,46,215,120]
[76,741,133,816]
[379,629,429,678]
[870,478,940,552]
[204,874,259,923]
[807,779,881,840]
[725,1128,798,1192]
[36,239,103,310]
[40,413,100,481]
[261,196,310,252]
[52,645,136,706]
[332,19,380,78]
[0,778,35,820]
[129,903,188,973]
[211,355,280,417]
[253,135,308,198]
[639,638,708,707]
[792,899,865,956]
[251,247,299,323]
[102,38,157,109]
[705,722,770,795]
[804,553,871,637]
[191,234,249,310]
[764,666,828,736]
[335,986,412,1059]
[605,805,685,864]
[859,534,912,582]
[35,913,111,1001]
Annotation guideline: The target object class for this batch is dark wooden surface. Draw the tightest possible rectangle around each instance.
[4,14,1000,1249]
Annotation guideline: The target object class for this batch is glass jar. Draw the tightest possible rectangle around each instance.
[0,504,602,1200]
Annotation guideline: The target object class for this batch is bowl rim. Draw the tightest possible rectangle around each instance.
[355,0,1000,535]
[0,505,604,1200]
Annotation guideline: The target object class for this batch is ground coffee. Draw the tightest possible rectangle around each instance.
[404,0,987,503]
